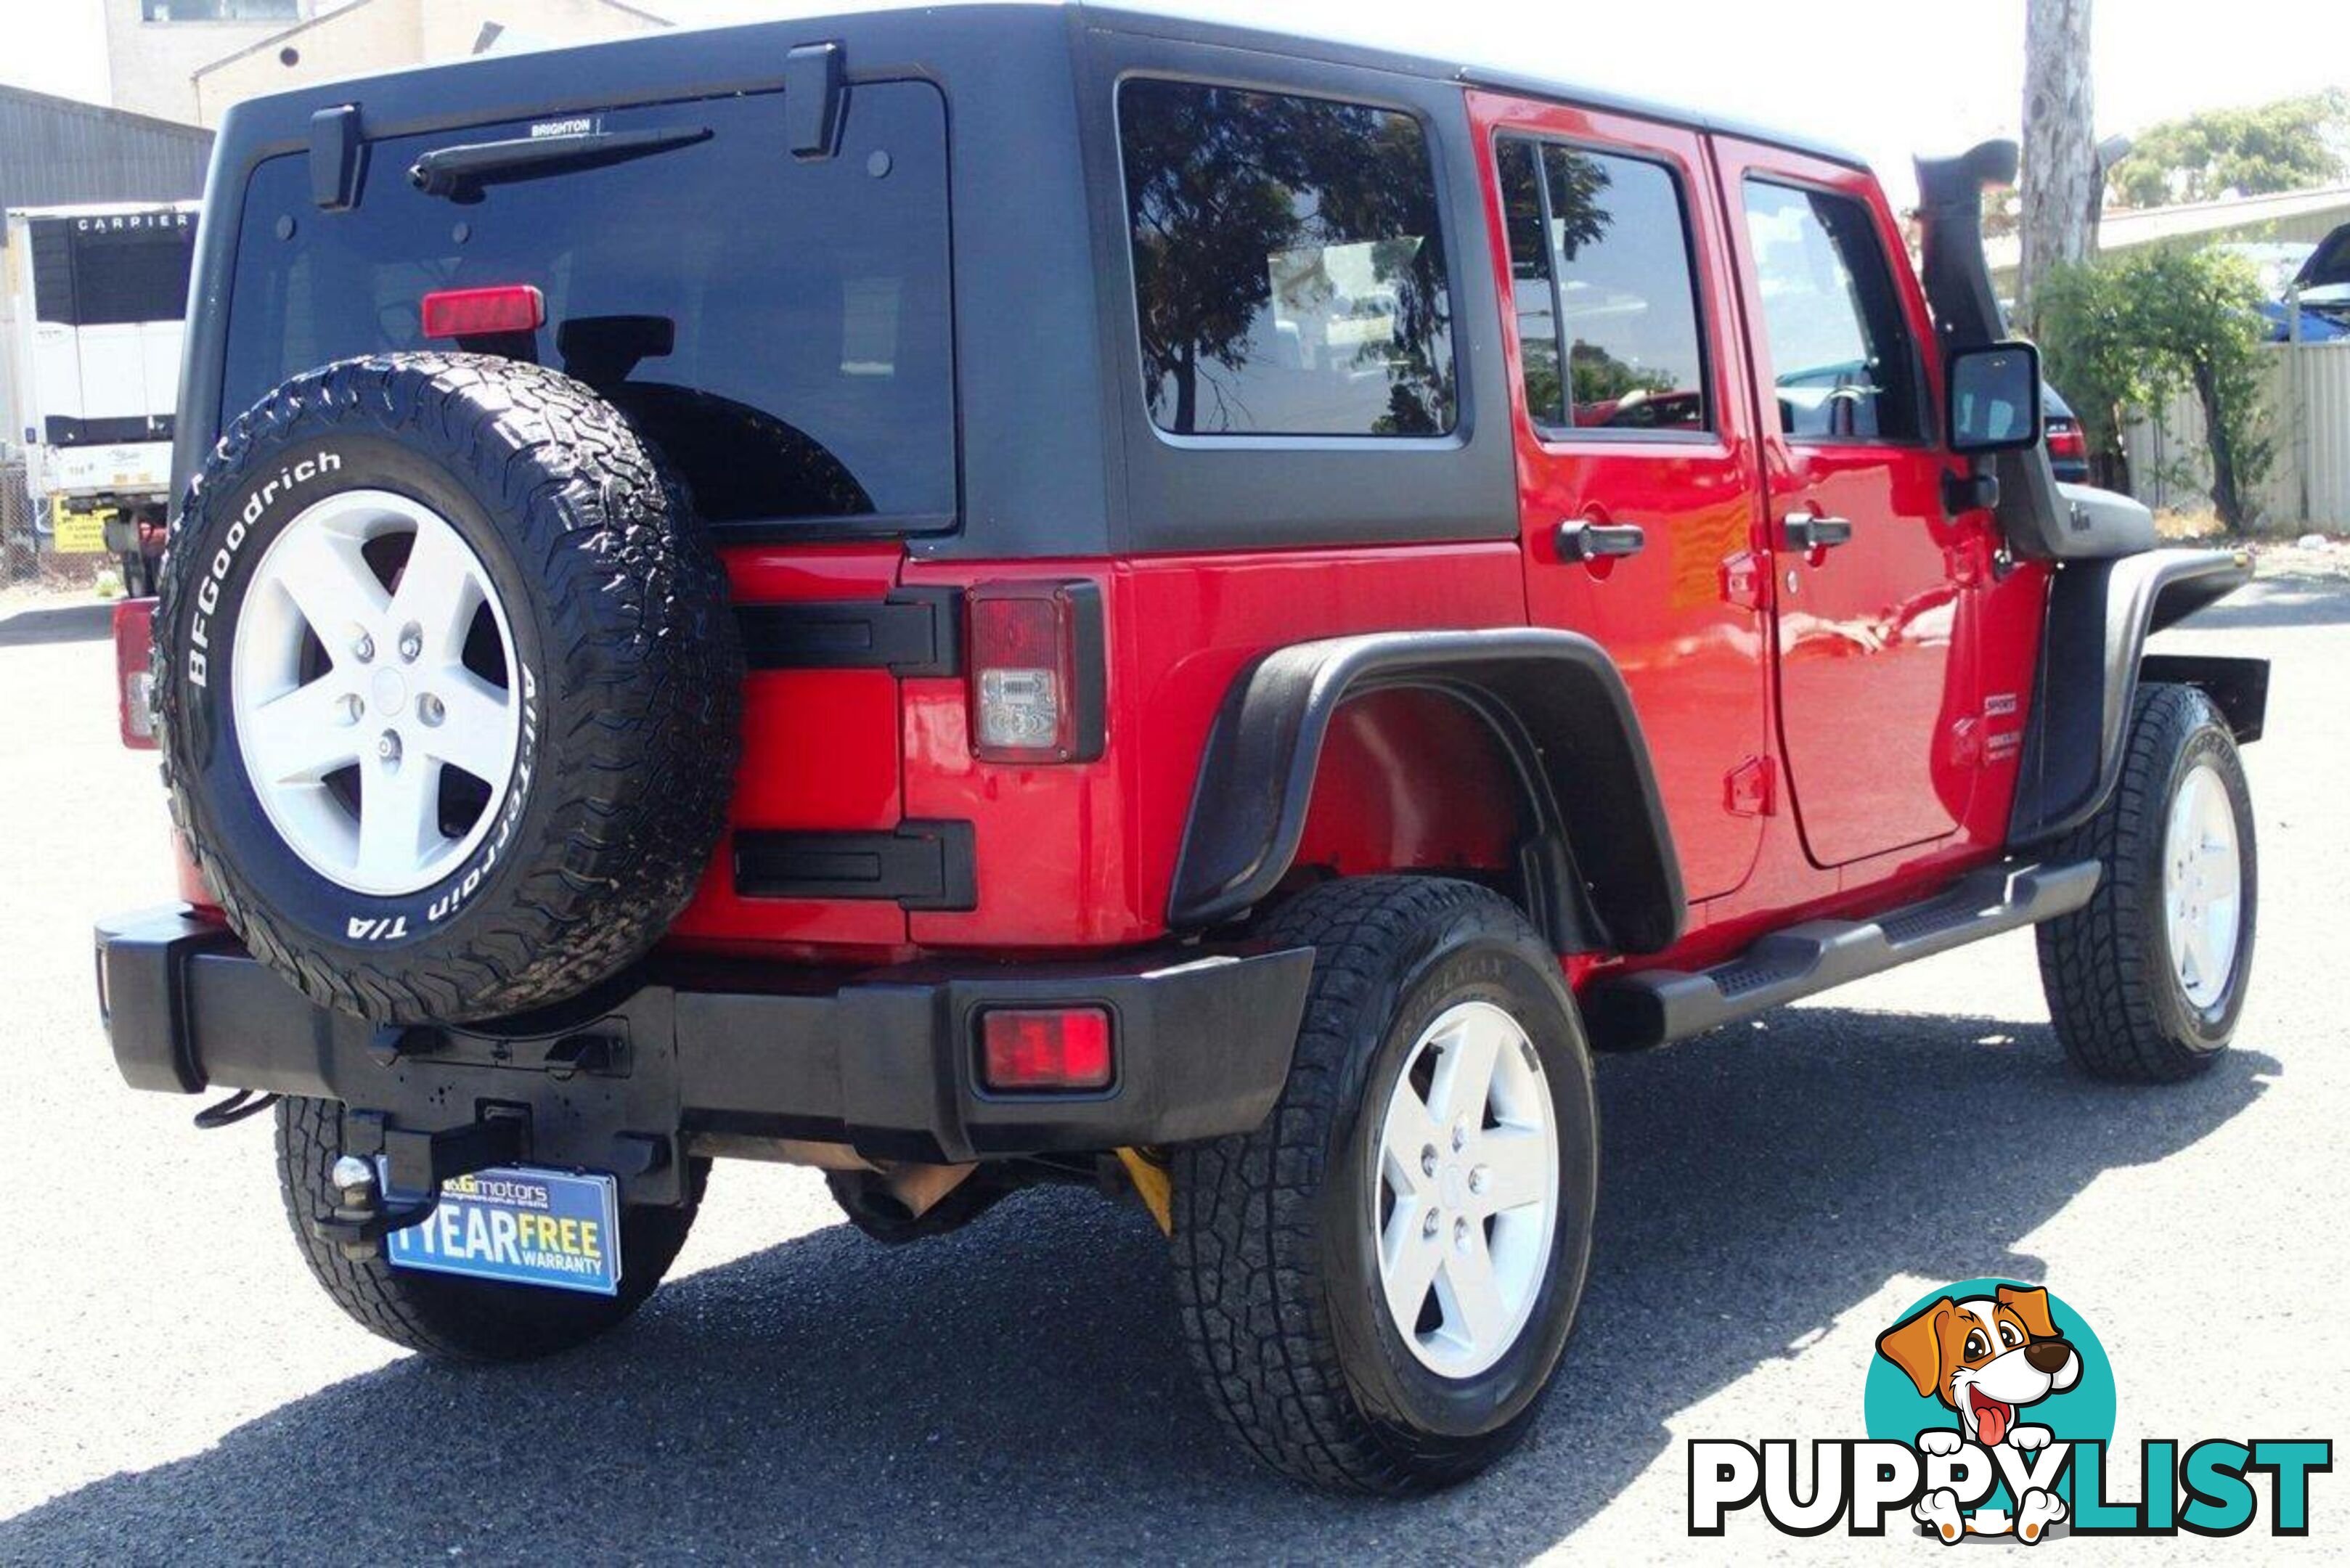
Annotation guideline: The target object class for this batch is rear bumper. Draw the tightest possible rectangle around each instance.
[96,907,1310,1206]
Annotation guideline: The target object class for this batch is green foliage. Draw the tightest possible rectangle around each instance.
[2036,245,2275,531]
[2107,90,2349,209]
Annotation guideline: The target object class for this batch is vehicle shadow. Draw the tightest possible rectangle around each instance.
[0,602,112,648]
[0,1008,2272,1563]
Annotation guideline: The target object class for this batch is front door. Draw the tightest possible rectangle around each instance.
[1714,140,1975,867]
[1472,94,1769,904]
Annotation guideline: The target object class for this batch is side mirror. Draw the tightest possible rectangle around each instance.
[1946,341,2043,454]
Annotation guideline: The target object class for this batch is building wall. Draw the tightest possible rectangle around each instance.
[105,0,319,126]
[193,0,666,126]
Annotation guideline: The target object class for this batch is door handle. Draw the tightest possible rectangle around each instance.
[1781,512,1853,552]
[1556,520,1647,562]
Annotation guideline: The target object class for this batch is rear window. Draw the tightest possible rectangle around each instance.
[222,83,955,530]
[1117,78,1457,439]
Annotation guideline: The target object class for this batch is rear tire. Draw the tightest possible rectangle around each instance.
[274,1096,701,1360]
[2036,683,2256,1082]
[1170,877,1597,1494]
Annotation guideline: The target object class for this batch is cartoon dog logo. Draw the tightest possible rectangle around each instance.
[1877,1285,2083,1543]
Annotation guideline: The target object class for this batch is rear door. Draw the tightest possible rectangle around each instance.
[219,84,960,947]
[1713,139,1974,867]
[1470,93,1768,903]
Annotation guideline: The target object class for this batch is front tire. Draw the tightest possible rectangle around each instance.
[275,1096,702,1360]
[2037,683,2256,1082]
[1170,877,1597,1494]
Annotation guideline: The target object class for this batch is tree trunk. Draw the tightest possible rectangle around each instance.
[2195,362,2247,533]
[2018,0,2097,332]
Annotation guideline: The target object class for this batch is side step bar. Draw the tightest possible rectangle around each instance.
[1583,860,2102,1051]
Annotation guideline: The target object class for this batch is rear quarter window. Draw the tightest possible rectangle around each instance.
[1117,78,1457,439]
[221,83,955,531]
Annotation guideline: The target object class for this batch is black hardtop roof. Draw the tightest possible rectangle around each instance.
[213,1,1869,176]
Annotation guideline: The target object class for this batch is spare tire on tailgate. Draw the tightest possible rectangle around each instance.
[155,352,742,1024]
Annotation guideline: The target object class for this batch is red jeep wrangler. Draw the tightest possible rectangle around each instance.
[97,5,2266,1494]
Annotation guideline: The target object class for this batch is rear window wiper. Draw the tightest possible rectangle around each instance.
[408,124,713,199]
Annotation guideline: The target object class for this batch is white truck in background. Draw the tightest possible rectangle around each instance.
[5,202,199,594]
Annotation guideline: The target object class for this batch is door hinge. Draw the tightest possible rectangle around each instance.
[1726,756,1776,817]
[1720,550,1766,612]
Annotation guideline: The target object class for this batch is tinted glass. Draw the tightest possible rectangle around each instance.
[224,83,955,528]
[1119,79,1456,438]
[1497,139,1708,433]
[1742,180,1921,441]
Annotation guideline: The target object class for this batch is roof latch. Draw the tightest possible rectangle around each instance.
[783,41,845,160]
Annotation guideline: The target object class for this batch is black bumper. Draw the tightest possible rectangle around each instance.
[96,907,1310,1206]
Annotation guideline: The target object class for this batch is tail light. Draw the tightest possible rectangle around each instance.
[2046,425,2086,461]
[979,1007,1114,1093]
[420,284,544,339]
[113,598,158,750]
[966,580,1105,762]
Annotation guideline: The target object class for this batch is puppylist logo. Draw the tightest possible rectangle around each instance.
[1689,1279,2331,1544]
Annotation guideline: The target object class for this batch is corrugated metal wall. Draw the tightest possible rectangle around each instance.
[2128,341,2350,529]
[0,86,213,216]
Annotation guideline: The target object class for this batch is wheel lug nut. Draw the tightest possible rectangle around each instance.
[1453,1216,1470,1249]
[418,693,445,726]
[1451,1123,1468,1153]
[352,633,375,663]
[1469,1166,1489,1196]
[1420,1144,1437,1178]
[399,624,423,663]
[1421,1209,1440,1239]
[338,693,363,724]
[376,730,401,764]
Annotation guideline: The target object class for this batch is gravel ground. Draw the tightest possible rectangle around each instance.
[0,579,2342,1565]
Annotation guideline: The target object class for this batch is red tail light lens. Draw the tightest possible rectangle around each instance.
[2046,425,2086,460]
[113,597,158,750]
[979,1007,1114,1092]
[420,284,544,339]
[966,581,1103,763]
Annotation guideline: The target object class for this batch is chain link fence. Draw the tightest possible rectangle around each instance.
[3,460,36,584]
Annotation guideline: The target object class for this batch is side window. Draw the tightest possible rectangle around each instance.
[1741,180,1922,442]
[1118,78,1456,438]
[1495,136,1710,434]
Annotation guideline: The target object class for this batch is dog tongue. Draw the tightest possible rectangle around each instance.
[1978,1402,2010,1445]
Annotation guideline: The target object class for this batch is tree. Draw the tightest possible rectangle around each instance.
[2036,245,2275,531]
[2018,0,2097,331]
[2106,90,2350,210]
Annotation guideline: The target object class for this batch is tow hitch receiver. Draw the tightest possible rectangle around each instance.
[313,1108,527,1260]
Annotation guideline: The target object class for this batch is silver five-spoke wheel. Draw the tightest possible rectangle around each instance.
[231,489,519,897]
[1372,1000,1559,1379]
[2164,759,2243,1009]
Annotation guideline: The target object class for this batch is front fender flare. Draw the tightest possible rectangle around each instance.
[2010,547,2257,845]
[1166,629,1685,954]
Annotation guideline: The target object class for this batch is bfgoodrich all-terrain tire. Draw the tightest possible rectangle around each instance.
[155,353,741,1025]
[2037,682,2257,1082]
[276,1096,700,1360]
[1170,877,1599,1494]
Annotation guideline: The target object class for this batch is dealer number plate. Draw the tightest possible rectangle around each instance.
[385,1164,621,1297]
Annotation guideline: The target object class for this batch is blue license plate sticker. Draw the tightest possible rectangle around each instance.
[384,1164,621,1297]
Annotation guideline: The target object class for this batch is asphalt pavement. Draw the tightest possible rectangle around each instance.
[1,576,2343,1565]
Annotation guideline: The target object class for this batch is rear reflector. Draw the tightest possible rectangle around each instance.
[420,284,544,339]
[113,598,158,750]
[979,1007,1114,1093]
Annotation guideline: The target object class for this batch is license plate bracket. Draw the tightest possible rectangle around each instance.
[383,1163,621,1297]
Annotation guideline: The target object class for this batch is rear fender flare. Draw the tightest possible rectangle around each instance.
[2010,547,2262,845]
[1166,629,1685,955]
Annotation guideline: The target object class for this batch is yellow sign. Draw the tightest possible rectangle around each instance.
[48,497,112,555]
